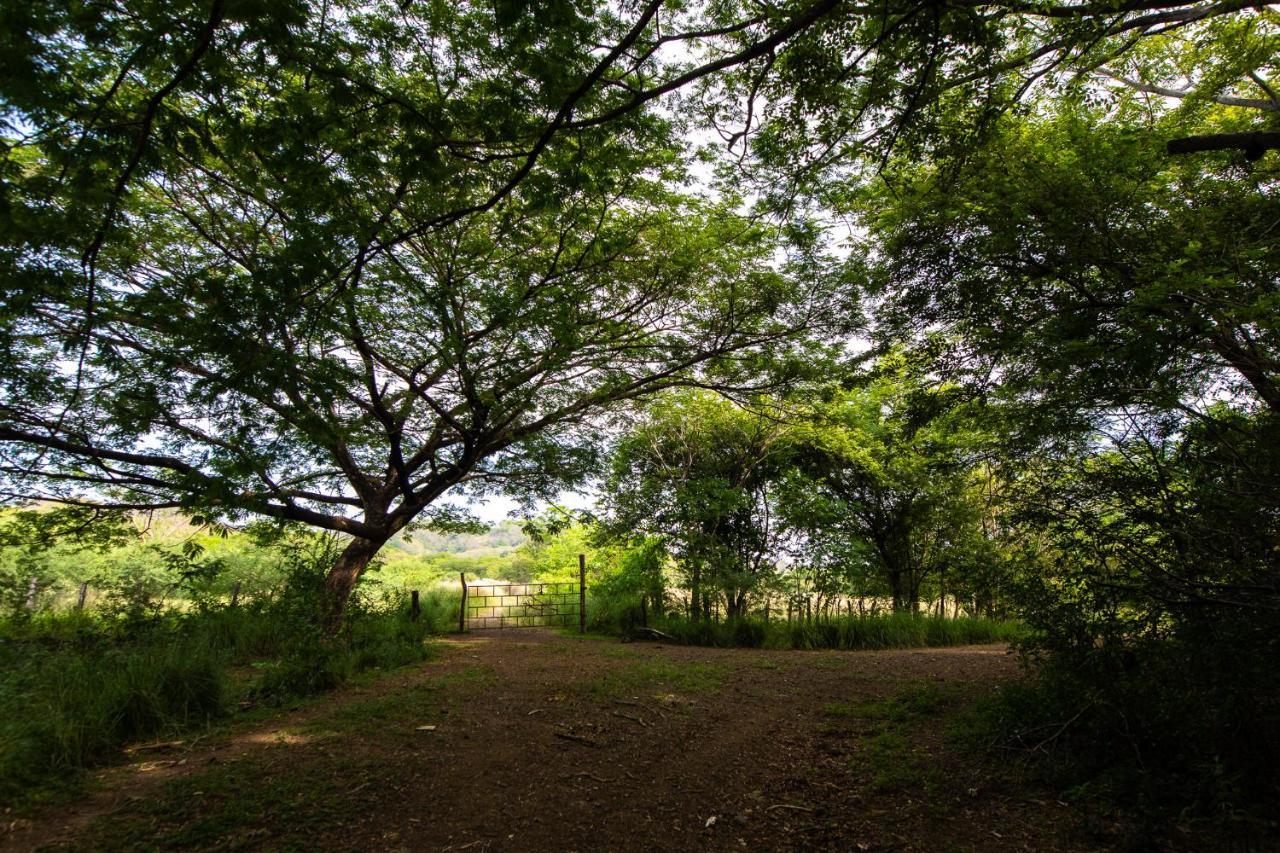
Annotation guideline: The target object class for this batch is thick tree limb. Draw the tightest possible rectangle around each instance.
[1166,131,1280,160]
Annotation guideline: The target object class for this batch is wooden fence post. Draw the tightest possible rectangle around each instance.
[459,573,468,633]
[578,553,586,634]
[76,582,88,610]
[411,589,420,621]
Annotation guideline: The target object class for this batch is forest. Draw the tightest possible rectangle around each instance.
[0,0,1276,849]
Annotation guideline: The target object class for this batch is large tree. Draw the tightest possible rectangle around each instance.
[0,2,851,624]
[1,176,838,624]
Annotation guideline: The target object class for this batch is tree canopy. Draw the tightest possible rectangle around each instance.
[3,0,1275,621]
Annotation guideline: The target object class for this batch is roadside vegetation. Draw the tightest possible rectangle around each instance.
[0,530,453,805]
[621,613,1021,651]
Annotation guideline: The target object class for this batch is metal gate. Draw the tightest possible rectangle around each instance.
[461,579,583,630]
[458,556,587,632]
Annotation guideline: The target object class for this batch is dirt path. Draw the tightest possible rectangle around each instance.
[4,632,1089,852]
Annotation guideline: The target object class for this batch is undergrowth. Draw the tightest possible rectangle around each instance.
[623,611,1022,651]
[0,578,458,806]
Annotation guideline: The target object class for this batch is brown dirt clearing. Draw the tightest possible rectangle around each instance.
[4,631,1096,852]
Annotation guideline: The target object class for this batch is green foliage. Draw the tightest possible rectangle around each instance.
[966,410,1280,818]
[0,631,226,804]
[638,613,1021,651]
[843,68,1280,824]
[965,624,1280,825]
[861,98,1280,424]
[0,0,848,620]
[0,531,451,803]
[783,351,999,611]
[603,391,797,618]
[392,520,527,558]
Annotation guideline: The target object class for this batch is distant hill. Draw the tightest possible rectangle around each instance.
[389,519,527,557]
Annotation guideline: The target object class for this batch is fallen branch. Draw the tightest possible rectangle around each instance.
[126,739,185,754]
[1029,705,1092,754]
[563,771,615,783]
[766,804,815,814]
[628,626,675,642]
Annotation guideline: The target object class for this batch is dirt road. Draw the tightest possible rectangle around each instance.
[5,631,1088,852]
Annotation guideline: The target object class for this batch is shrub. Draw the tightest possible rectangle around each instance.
[968,622,1280,827]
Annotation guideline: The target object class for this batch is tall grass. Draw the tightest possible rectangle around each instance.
[642,611,1022,650]
[0,584,460,804]
[0,636,225,803]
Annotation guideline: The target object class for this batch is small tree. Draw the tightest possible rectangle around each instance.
[783,354,991,611]
[602,392,791,620]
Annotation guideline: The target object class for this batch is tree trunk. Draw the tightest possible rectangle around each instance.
[323,536,386,632]
[690,562,702,622]
[889,571,906,612]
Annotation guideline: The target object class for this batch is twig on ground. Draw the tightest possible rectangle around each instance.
[554,731,603,747]
[127,739,185,753]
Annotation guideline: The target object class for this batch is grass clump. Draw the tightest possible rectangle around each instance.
[824,681,965,795]
[826,681,964,724]
[571,659,726,698]
[0,636,226,804]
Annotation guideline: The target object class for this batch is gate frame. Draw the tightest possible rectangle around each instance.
[458,555,586,633]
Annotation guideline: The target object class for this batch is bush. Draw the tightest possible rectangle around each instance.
[984,410,1280,828]
[969,621,1280,827]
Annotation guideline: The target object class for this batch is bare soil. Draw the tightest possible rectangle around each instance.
[4,631,1098,852]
